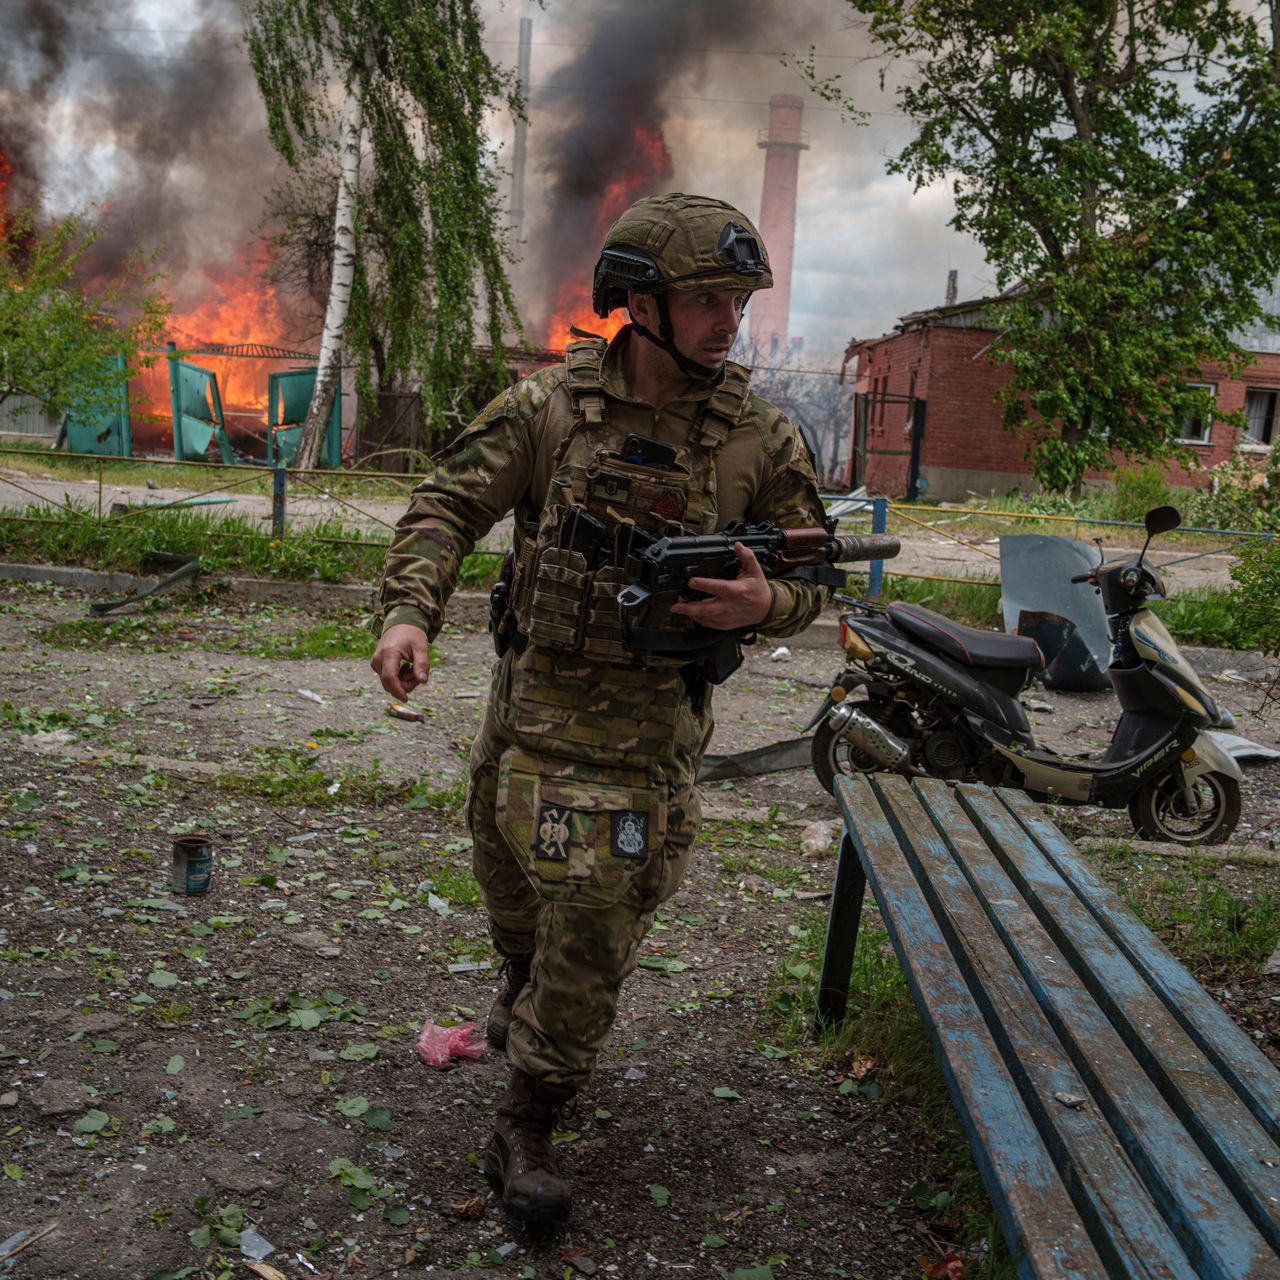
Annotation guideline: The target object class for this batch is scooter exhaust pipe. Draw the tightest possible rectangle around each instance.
[829,704,920,776]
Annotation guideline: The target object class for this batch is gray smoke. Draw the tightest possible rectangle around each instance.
[0,0,279,313]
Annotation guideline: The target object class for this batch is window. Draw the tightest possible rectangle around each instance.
[1244,389,1276,446]
[1177,383,1215,444]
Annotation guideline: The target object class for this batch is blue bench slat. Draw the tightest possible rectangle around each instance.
[997,787,1280,1148]
[871,776,1204,1278]
[834,775,1109,1279]
[951,782,1280,1263]
[913,779,1278,1278]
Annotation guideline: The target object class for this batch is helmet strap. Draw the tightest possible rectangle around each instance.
[629,294,721,381]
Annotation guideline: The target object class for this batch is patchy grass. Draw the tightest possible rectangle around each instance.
[0,500,500,587]
[214,748,406,809]
[763,907,1016,1280]
[837,573,1260,650]
[1098,848,1280,972]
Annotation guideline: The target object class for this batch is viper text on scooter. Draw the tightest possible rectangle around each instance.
[809,506,1242,845]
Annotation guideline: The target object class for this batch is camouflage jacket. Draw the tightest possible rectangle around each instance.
[374,330,828,645]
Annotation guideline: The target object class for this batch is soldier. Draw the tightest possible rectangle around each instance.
[370,193,828,1224]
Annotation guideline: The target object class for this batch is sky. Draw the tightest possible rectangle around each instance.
[480,0,993,361]
[7,0,994,365]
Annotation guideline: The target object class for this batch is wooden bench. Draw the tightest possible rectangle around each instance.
[816,773,1280,1279]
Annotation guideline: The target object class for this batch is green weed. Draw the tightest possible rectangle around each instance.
[1105,853,1280,970]
[0,496,501,588]
[214,748,406,809]
[425,854,482,910]
[765,908,1014,1278]
[1149,585,1265,650]
[404,775,467,814]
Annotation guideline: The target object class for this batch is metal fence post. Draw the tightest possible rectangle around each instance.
[272,465,287,538]
[870,496,887,597]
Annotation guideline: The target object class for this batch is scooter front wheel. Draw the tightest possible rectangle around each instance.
[1128,771,1241,846]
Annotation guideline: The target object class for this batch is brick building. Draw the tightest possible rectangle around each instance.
[842,289,1280,501]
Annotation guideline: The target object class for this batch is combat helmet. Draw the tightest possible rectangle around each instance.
[592,193,771,377]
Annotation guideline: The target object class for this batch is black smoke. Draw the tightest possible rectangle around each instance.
[519,0,790,337]
[0,0,279,310]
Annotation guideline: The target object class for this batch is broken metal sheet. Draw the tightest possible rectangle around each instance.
[697,736,813,782]
[999,535,1112,692]
[88,552,201,617]
[1205,731,1280,763]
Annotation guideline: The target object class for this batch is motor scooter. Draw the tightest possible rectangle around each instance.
[809,505,1243,845]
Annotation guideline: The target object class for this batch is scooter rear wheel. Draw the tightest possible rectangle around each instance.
[812,700,896,796]
[1128,770,1241,846]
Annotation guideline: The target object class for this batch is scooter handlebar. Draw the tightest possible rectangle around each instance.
[1070,572,1093,584]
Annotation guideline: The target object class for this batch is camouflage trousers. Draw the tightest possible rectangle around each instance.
[467,647,713,1092]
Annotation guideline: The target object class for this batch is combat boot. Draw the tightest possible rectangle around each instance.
[483,1069,574,1224]
[486,954,532,1051]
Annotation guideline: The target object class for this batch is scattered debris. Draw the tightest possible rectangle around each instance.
[451,1194,485,1220]
[239,1226,277,1261]
[697,736,811,781]
[296,688,327,705]
[800,820,839,858]
[1206,731,1280,763]
[415,1020,486,1068]
[918,1251,964,1279]
[770,645,792,661]
[387,702,425,723]
[0,1223,58,1265]
[1054,1092,1087,1109]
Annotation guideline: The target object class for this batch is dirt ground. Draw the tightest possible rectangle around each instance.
[0,578,1277,1280]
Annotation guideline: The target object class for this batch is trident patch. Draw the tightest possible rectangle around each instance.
[535,805,571,861]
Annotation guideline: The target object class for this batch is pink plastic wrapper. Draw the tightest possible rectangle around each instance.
[415,1019,486,1067]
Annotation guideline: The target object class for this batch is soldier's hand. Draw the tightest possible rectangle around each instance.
[371,624,431,700]
[671,542,773,631]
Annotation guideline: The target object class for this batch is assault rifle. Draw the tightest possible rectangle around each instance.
[617,519,900,683]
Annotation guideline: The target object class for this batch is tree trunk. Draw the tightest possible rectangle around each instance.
[292,84,363,471]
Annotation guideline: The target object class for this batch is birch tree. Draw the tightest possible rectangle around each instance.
[808,0,1280,492]
[243,0,523,470]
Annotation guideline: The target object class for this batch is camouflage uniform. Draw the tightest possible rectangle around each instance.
[375,332,826,1091]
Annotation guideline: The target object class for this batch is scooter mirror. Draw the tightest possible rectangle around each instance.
[1144,505,1181,537]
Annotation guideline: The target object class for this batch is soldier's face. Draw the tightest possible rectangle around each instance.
[633,288,749,370]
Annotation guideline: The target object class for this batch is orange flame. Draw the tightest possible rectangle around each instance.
[544,124,674,351]
[167,252,289,410]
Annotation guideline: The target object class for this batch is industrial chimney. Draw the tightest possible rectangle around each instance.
[945,268,958,308]
[750,94,809,364]
[509,17,532,247]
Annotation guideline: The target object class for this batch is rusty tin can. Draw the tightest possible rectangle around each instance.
[171,833,214,895]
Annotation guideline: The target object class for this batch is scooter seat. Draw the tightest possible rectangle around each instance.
[887,602,1045,670]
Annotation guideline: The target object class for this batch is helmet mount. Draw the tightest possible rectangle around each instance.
[591,193,773,381]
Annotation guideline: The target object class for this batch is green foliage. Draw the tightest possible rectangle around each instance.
[244,0,524,445]
[1095,465,1172,524]
[0,206,168,424]
[1229,534,1280,708]
[810,2,1280,491]
[1185,450,1279,532]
